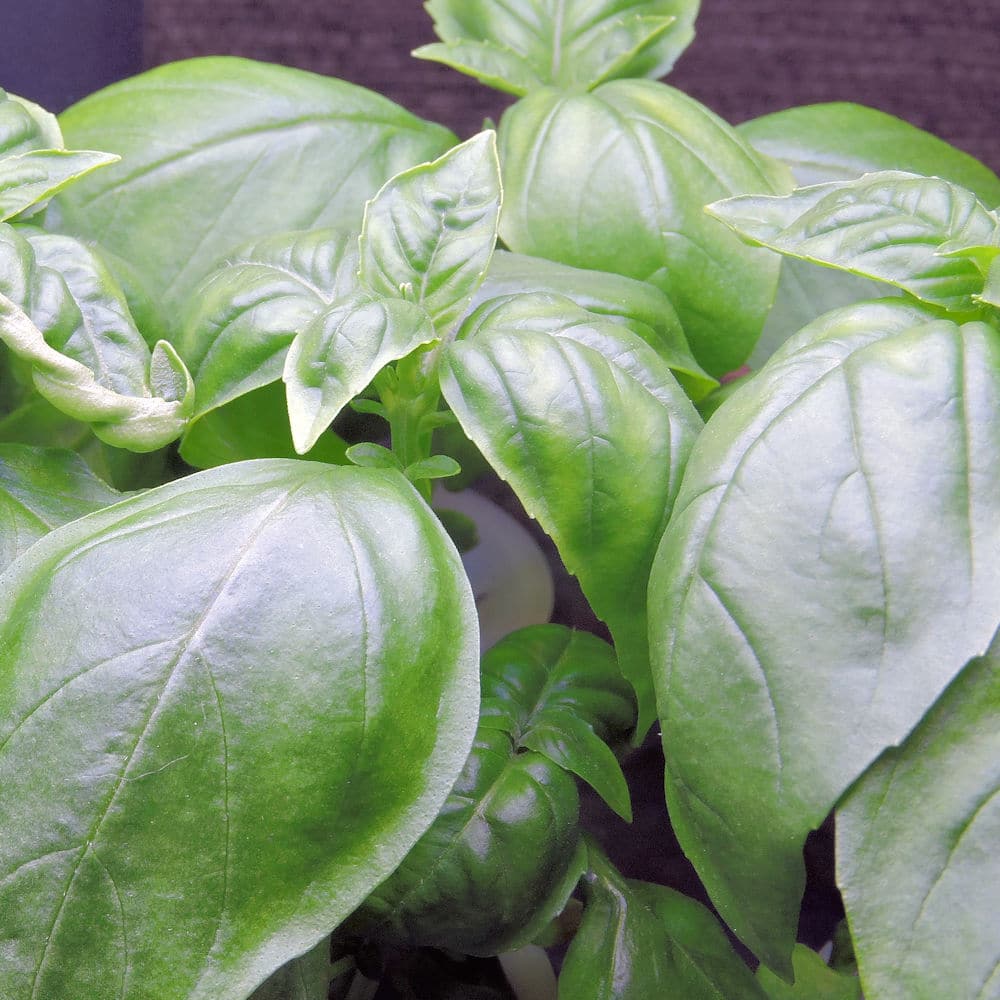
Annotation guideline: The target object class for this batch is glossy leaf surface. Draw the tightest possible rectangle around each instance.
[359,131,501,334]
[418,0,699,93]
[558,842,766,999]
[0,149,119,222]
[0,90,62,156]
[284,294,437,453]
[177,228,360,423]
[54,58,456,322]
[0,443,123,573]
[837,635,1000,1000]
[649,299,1000,971]
[472,250,714,398]
[709,171,1000,315]
[0,460,479,1000]
[738,103,1000,204]
[756,946,862,1000]
[497,81,785,376]
[442,292,701,733]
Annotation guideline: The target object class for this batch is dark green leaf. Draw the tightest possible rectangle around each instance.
[756,945,862,1000]
[471,250,715,398]
[836,634,1000,1000]
[558,842,766,999]
[442,293,701,733]
[649,299,1000,972]
[0,443,123,573]
[176,227,361,425]
[0,459,479,1000]
[497,81,786,376]
[737,103,1000,204]
[54,58,456,323]
[359,131,501,334]
[708,171,1000,314]
[418,0,699,94]
[284,295,437,453]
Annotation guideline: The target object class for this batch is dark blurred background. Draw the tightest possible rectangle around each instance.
[3,0,998,172]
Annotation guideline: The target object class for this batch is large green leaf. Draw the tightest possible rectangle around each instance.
[558,841,766,999]
[442,292,702,734]
[359,131,501,334]
[248,939,331,1000]
[756,945,862,1000]
[738,103,1000,205]
[347,624,633,958]
[53,58,456,324]
[836,634,1000,1000]
[0,442,123,573]
[0,459,479,1000]
[648,299,1000,972]
[417,0,699,94]
[708,172,1000,315]
[737,103,1000,366]
[497,81,786,377]
[472,250,715,398]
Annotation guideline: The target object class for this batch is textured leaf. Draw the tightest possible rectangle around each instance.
[0,149,119,222]
[53,58,456,324]
[756,945,862,1000]
[472,250,714,398]
[419,0,699,93]
[0,443,123,573]
[284,294,437,453]
[738,103,1000,365]
[497,82,786,377]
[0,459,479,1000]
[0,89,62,156]
[558,841,766,999]
[836,634,1000,1000]
[708,171,1000,315]
[177,228,361,423]
[738,103,1000,204]
[442,292,701,733]
[648,299,1000,972]
[359,131,501,334]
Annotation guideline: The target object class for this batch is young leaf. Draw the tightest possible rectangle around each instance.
[836,635,1000,1000]
[441,292,702,734]
[54,57,456,324]
[0,443,123,573]
[756,945,862,1000]
[404,454,461,482]
[471,250,715,398]
[176,227,361,424]
[359,131,502,334]
[0,149,119,222]
[418,0,699,94]
[648,299,1000,972]
[284,294,438,454]
[345,441,401,471]
[497,81,787,377]
[708,171,1000,315]
[558,841,767,999]
[0,89,62,156]
[0,459,479,1000]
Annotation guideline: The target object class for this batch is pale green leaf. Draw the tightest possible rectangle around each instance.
[0,149,119,222]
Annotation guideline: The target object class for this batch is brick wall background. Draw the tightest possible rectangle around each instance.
[144,0,1000,174]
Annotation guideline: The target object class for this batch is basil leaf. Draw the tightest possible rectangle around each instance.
[480,625,636,819]
[346,728,586,956]
[54,57,456,324]
[708,171,1000,315]
[0,459,479,1000]
[472,250,715,398]
[980,255,1000,310]
[0,442,123,573]
[756,945,862,1000]
[417,0,699,94]
[0,90,62,156]
[248,939,331,1000]
[497,82,786,377]
[177,228,361,424]
[648,299,1000,972]
[836,635,1000,1000]
[442,292,701,734]
[737,103,1000,204]
[559,841,766,1000]
[284,294,437,454]
[359,131,501,334]
[0,149,119,223]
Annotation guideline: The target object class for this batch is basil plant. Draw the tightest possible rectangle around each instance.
[1,3,998,998]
